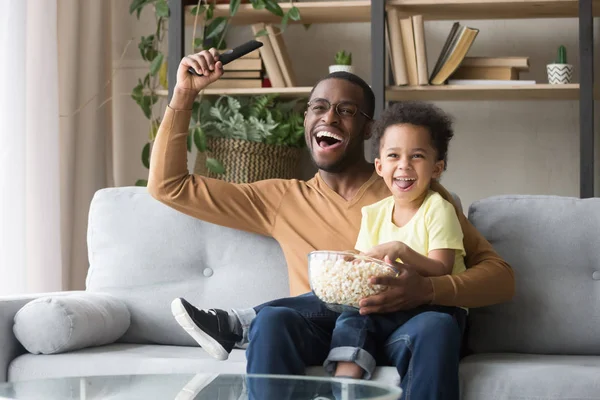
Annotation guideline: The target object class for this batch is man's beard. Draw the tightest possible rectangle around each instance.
[310,141,363,173]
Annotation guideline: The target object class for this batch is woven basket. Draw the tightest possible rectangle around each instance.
[194,137,304,183]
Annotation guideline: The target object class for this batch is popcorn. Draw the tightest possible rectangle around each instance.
[309,255,397,308]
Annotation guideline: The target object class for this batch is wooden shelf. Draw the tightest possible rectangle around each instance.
[185,1,371,26]
[156,87,313,98]
[386,84,591,101]
[387,0,600,20]
[158,84,599,101]
[184,1,599,25]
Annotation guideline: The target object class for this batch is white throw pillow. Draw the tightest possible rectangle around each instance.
[13,293,130,354]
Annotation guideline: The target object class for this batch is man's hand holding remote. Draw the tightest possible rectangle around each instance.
[170,48,224,110]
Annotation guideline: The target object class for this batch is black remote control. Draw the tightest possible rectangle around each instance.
[187,40,264,76]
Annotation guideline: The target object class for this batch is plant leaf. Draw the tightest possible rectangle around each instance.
[250,0,266,10]
[206,3,214,19]
[141,96,152,119]
[129,0,148,18]
[187,132,192,152]
[281,12,290,31]
[229,0,241,17]
[193,37,203,50]
[254,29,268,37]
[288,6,301,21]
[205,17,227,40]
[190,5,206,16]
[194,127,207,152]
[150,53,164,76]
[158,61,168,89]
[141,142,151,169]
[155,0,169,17]
[135,179,148,187]
[264,0,283,17]
[206,158,226,175]
[149,119,160,141]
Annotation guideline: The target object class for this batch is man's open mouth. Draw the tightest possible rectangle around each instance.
[393,177,416,191]
[315,131,343,149]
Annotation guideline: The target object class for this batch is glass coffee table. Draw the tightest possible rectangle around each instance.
[0,373,402,399]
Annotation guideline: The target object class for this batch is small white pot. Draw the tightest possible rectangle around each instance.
[329,65,354,74]
[546,63,573,84]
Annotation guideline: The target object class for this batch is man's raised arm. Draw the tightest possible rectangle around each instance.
[147,49,288,236]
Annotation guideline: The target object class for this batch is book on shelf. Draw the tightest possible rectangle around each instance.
[429,22,479,85]
[209,79,263,89]
[447,79,536,85]
[461,56,529,69]
[222,58,262,72]
[251,23,286,88]
[222,70,262,79]
[385,8,408,86]
[412,15,429,86]
[386,12,428,86]
[266,24,297,87]
[450,56,530,81]
[400,16,418,85]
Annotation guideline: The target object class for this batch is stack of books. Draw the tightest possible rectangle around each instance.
[198,22,298,90]
[251,23,297,88]
[386,15,535,87]
[211,49,263,89]
[386,16,479,86]
[447,56,535,85]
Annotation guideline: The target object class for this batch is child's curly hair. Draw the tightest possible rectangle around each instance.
[372,101,454,170]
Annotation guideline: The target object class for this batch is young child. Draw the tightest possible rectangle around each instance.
[323,101,467,380]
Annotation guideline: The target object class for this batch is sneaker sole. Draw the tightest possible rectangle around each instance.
[171,298,230,361]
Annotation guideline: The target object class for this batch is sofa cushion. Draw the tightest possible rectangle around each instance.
[459,353,600,400]
[467,195,600,355]
[12,293,130,355]
[8,344,400,386]
[85,187,290,346]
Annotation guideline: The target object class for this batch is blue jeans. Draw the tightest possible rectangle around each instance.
[325,301,460,380]
[246,293,466,400]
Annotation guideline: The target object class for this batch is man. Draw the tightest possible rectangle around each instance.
[148,48,514,399]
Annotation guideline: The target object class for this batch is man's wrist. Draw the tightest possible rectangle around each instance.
[169,87,199,110]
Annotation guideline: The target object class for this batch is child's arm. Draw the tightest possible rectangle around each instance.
[396,244,454,277]
[363,241,454,277]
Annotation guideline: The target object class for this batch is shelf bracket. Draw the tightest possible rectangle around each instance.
[579,0,595,198]
[168,0,185,102]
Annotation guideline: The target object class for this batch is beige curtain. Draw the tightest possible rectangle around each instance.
[58,0,114,290]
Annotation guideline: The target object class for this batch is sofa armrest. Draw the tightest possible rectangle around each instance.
[0,291,84,382]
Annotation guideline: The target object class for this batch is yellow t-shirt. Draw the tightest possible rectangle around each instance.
[355,190,466,276]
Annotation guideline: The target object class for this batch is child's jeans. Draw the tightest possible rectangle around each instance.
[323,302,461,380]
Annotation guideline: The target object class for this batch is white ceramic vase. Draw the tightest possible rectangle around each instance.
[329,65,354,74]
[546,63,573,84]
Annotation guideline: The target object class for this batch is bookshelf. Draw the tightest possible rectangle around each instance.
[155,87,313,98]
[166,0,595,197]
[386,83,586,101]
[387,0,600,20]
[185,1,372,25]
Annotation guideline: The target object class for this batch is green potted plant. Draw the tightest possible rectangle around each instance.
[128,0,303,186]
[190,94,306,183]
[547,45,573,84]
[329,50,353,74]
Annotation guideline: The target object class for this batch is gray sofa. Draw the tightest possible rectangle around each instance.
[1,187,599,399]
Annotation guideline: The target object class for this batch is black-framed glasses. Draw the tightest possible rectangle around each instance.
[307,99,371,120]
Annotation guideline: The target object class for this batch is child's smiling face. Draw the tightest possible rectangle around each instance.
[375,123,445,205]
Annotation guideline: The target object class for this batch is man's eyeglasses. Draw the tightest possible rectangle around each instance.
[307,99,371,120]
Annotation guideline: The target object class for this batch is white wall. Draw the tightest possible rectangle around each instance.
[111,3,600,210]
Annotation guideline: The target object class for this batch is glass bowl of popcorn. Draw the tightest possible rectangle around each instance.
[308,250,399,313]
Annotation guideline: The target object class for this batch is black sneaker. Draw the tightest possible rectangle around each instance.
[171,298,242,360]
